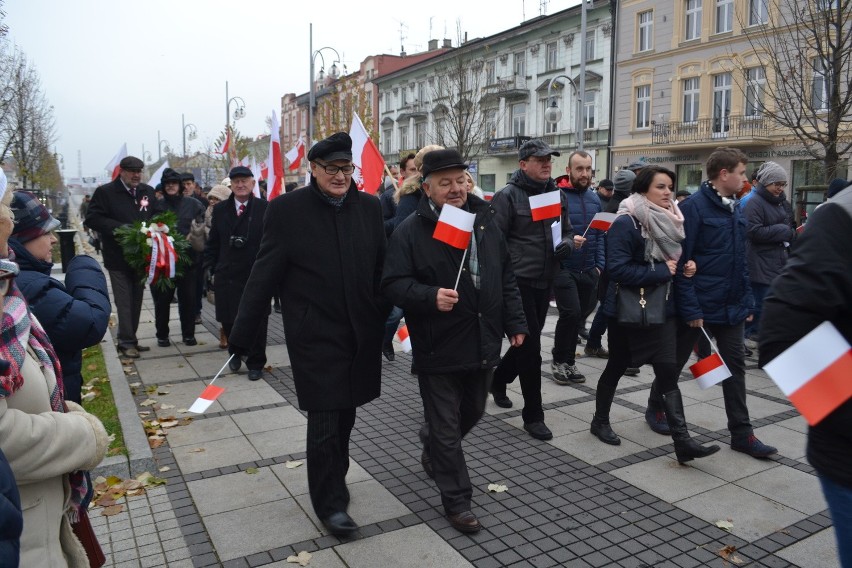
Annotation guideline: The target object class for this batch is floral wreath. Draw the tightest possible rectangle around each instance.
[115,211,193,292]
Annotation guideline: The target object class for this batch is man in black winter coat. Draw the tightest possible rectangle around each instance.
[229,133,388,538]
[382,149,527,534]
[86,156,155,358]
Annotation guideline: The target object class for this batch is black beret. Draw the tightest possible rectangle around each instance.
[228,165,253,179]
[307,132,353,163]
[421,149,467,179]
[162,170,182,184]
[119,156,145,170]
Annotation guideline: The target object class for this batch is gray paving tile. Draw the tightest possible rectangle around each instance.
[735,466,827,515]
[560,399,643,424]
[172,435,262,474]
[503,407,590,438]
[753,423,807,460]
[262,549,347,567]
[706,392,791,420]
[294,478,411,529]
[611,455,727,502]
[134,356,200,385]
[187,466,290,516]
[774,527,841,568]
[164,415,241,447]
[218,382,286,411]
[612,416,680,449]
[231,406,306,434]
[335,524,473,567]
[247,425,307,457]
[549,428,646,465]
[270,458,372,498]
[682,445,780,482]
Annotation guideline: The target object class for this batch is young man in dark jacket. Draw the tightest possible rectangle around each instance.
[85,156,155,358]
[382,149,527,533]
[759,185,852,568]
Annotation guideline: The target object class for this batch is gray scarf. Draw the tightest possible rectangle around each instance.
[618,193,685,262]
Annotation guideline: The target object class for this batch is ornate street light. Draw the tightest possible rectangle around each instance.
[182,114,198,158]
[225,81,246,154]
[308,23,345,148]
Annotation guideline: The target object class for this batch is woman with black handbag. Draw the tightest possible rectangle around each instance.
[590,165,720,464]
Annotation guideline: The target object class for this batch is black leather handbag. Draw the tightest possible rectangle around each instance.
[616,282,670,327]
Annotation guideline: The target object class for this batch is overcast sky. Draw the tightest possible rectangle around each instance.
[6,0,580,178]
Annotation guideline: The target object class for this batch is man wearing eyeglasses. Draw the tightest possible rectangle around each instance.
[229,132,388,538]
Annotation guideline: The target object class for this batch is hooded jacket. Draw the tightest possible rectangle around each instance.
[743,184,796,285]
[554,175,605,273]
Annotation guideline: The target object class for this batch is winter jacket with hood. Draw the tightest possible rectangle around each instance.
[554,175,605,273]
[743,184,795,285]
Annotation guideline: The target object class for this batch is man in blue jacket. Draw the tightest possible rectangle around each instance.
[647,147,777,458]
[551,151,605,384]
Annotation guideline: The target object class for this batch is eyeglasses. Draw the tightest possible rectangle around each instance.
[314,162,355,175]
[0,271,16,296]
[770,181,788,188]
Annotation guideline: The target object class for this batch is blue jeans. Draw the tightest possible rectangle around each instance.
[744,282,770,340]
[820,475,852,567]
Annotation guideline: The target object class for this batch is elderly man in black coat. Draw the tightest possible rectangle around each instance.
[204,166,269,380]
[86,156,155,358]
[382,149,528,534]
[229,132,388,537]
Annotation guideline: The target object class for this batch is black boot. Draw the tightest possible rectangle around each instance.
[590,416,621,445]
[661,389,720,464]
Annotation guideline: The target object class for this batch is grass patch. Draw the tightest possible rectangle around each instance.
[81,343,127,457]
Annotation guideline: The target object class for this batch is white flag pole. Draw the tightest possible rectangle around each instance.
[453,248,468,291]
[210,354,235,386]
[699,327,729,366]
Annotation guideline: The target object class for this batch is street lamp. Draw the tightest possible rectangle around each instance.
[225,81,246,155]
[182,114,197,158]
[308,23,345,148]
[157,130,172,161]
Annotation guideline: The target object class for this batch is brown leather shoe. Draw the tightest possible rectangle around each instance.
[219,326,228,349]
[447,510,481,533]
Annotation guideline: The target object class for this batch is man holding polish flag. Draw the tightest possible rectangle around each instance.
[382,148,527,534]
[759,185,852,566]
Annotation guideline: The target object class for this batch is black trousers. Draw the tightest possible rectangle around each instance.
[150,264,198,340]
[492,284,550,423]
[223,316,268,370]
[108,269,145,349]
[553,269,599,364]
[418,370,491,515]
[649,321,753,438]
[306,408,356,519]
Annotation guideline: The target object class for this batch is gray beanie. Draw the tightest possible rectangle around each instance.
[755,161,787,186]
[207,184,232,202]
[613,169,636,194]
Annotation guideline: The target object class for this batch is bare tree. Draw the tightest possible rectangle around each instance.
[733,0,852,181]
[313,73,375,142]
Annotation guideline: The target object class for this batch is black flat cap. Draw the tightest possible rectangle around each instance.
[119,156,145,170]
[228,165,253,179]
[307,132,352,163]
[519,139,560,161]
[162,169,182,184]
[180,172,195,182]
[421,149,468,179]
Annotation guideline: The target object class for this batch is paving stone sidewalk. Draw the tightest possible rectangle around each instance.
[88,284,841,568]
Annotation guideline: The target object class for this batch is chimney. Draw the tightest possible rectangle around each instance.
[442,38,452,48]
[428,39,438,51]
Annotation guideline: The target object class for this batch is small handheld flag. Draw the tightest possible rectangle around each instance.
[188,355,235,414]
[690,328,732,389]
[581,212,618,237]
[529,191,561,222]
[397,325,412,353]
[433,204,475,249]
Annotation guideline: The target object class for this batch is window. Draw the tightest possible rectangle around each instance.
[380,92,387,113]
[400,86,407,106]
[415,122,426,148]
[676,164,704,193]
[511,103,526,136]
[417,81,427,103]
[745,67,766,117]
[715,0,733,33]
[485,61,496,85]
[749,0,768,25]
[546,42,558,70]
[514,51,526,77]
[713,72,732,135]
[382,128,392,154]
[583,91,596,129]
[682,77,700,123]
[638,11,654,52]
[585,31,596,60]
[812,58,829,110]
[685,0,702,40]
[543,98,559,134]
[485,109,498,138]
[434,117,447,143]
[479,174,496,192]
[399,125,409,149]
[636,85,651,129]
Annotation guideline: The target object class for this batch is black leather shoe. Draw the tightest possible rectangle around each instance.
[183,337,197,346]
[382,348,395,362]
[447,510,481,533]
[624,367,640,376]
[322,511,358,537]
[228,357,242,372]
[524,421,553,440]
[136,345,151,352]
[421,449,434,479]
[247,369,263,381]
[157,338,170,347]
[492,393,512,408]
[590,417,621,445]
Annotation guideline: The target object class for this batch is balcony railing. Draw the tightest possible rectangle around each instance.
[651,115,770,145]
[481,77,529,99]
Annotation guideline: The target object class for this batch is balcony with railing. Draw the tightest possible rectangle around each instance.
[651,115,772,147]
[481,77,529,101]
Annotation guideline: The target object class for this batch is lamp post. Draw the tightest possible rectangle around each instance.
[308,23,343,149]
[157,130,172,161]
[225,81,246,156]
[182,114,198,158]
[543,0,590,151]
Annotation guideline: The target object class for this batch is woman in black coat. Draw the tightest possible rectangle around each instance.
[591,166,719,464]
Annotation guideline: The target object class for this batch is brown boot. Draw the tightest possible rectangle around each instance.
[219,326,228,349]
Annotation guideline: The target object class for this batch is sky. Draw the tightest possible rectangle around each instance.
[5,0,581,179]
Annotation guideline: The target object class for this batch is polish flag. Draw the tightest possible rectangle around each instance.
[763,321,852,426]
[250,157,261,199]
[349,112,385,195]
[215,128,231,155]
[267,110,285,200]
[588,212,618,231]
[259,160,269,180]
[240,156,250,168]
[147,160,170,189]
[105,143,128,180]
[188,384,225,414]
[397,325,412,353]
[690,353,732,389]
[433,204,476,249]
[529,191,562,222]
[483,191,495,201]
[285,139,305,172]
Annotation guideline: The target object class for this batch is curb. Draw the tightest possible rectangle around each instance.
[92,330,156,479]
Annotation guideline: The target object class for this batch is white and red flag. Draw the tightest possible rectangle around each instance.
[529,191,562,222]
[285,139,305,172]
[240,156,250,168]
[397,325,412,353]
[763,321,852,426]
[105,143,128,180]
[433,204,476,250]
[250,157,261,199]
[147,161,170,190]
[482,191,495,201]
[349,112,385,195]
[588,212,618,231]
[215,128,231,155]
[690,353,732,389]
[188,384,225,414]
[267,110,285,200]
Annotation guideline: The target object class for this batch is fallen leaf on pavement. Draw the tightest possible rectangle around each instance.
[148,437,165,449]
[177,408,189,413]
[101,504,124,516]
[158,466,171,473]
[129,382,142,388]
[159,420,179,429]
[715,520,734,532]
[285,460,303,469]
[718,545,744,565]
[487,483,508,493]
[286,551,312,566]
[138,411,151,417]
[140,399,158,407]
[190,448,205,453]
[245,467,259,474]
[160,403,175,410]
